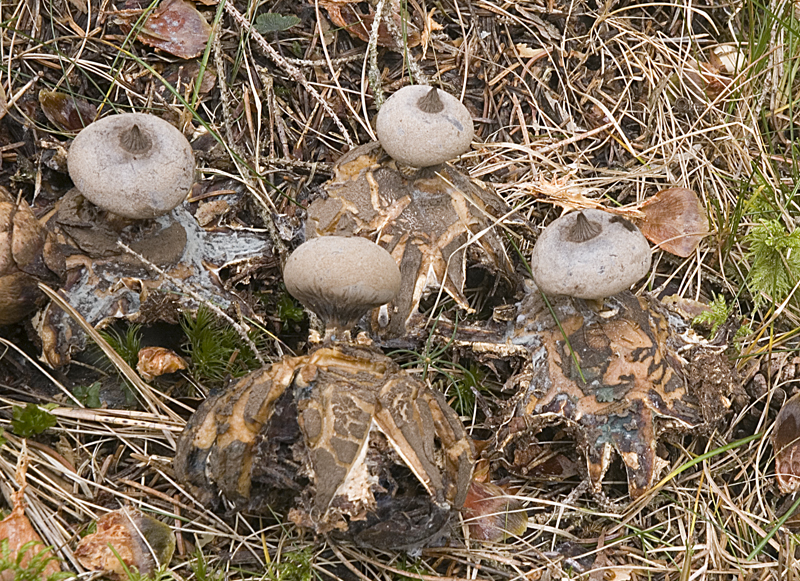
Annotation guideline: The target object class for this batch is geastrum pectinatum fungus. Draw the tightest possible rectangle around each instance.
[307,86,525,341]
[37,113,273,366]
[530,209,651,300]
[283,236,401,341]
[174,236,474,549]
[68,112,195,220]
[59,112,195,264]
[445,209,742,501]
[376,85,474,168]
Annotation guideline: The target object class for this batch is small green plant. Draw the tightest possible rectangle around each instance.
[0,539,74,581]
[100,324,142,369]
[277,293,305,324]
[745,218,800,308]
[265,547,315,581]
[72,382,102,408]
[181,307,267,386]
[11,404,57,438]
[692,295,750,344]
[693,294,733,336]
[188,548,223,581]
[254,12,301,33]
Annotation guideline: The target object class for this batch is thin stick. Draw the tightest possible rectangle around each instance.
[37,284,182,442]
[224,0,354,147]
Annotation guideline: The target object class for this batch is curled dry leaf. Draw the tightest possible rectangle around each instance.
[74,508,175,580]
[136,346,187,381]
[773,392,800,494]
[118,0,211,59]
[461,480,527,542]
[38,90,97,132]
[636,188,708,257]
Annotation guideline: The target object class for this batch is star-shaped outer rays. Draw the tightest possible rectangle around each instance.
[503,291,707,499]
[306,142,521,340]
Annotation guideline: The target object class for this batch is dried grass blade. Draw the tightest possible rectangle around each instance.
[37,283,182,432]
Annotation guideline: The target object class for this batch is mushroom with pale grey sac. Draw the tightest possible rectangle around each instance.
[283,236,401,339]
[530,209,651,300]
[376,85,474,167]
[67,113,195,220]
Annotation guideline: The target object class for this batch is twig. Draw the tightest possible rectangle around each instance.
[225,0,354,147]
[366,0,387,108]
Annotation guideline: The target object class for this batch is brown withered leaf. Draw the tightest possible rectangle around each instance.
[321,0,419,50]
[75,508,175,580]
[636,187,708,257]
[773,392,800,495]
[39,90,97,132]
[461,480,527,542]
[0,451,60,580]
[120,0,211,59]
[136,346,187,381]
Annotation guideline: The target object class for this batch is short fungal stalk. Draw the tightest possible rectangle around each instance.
[417,87,444,113]
[283,236,401,341]
[567,212,602,243]
[119,124,152,154]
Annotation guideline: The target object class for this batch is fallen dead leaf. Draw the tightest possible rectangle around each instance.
[119,0,211,59]
[74,508,175,580]
[636,187,708,257]
[39,90,97,132]
[0,448,60,580]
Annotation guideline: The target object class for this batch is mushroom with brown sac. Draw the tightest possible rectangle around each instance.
[283,236,401,340]
[530,209,652,300]
[376,85,474,167]
[67,113,195,220]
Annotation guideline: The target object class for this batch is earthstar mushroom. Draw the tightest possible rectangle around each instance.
[530,209,651,300]
[284,236,401,338]
[67,113,195,220]
[376,85,474,167]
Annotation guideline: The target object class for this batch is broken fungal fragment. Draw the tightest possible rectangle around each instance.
[136,346,187,381]
[173,343,474,550]
[68,113,195,220]
[283,236,401,339]
[376,85,474,167]
[0,188,64,325]
[530,209,651,300]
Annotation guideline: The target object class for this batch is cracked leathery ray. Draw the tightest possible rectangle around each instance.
[174,342,474,549]
[446,286,742,499]
[307,142,524,341]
